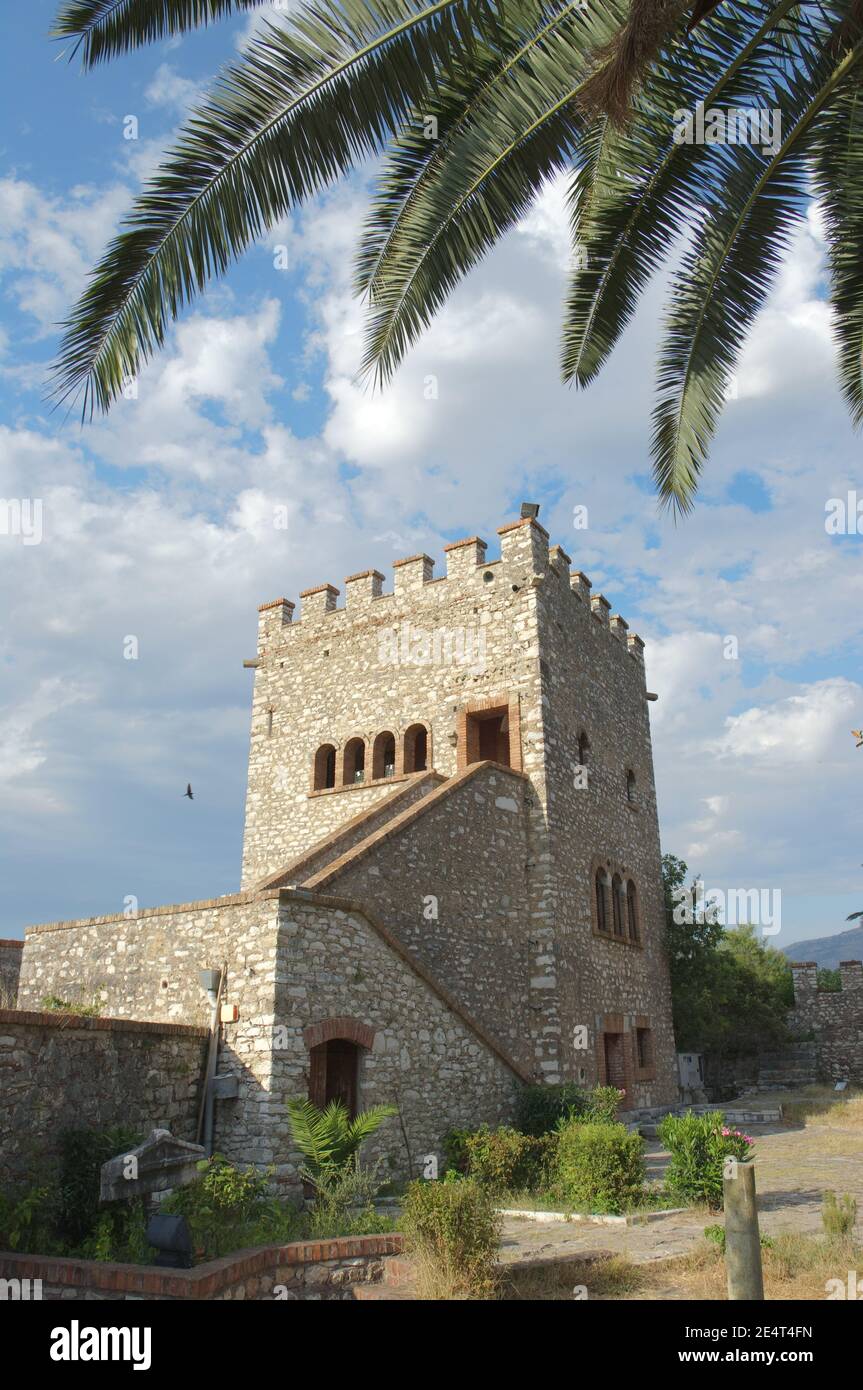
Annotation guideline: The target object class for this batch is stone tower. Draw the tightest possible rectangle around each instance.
[241,512,676,1104]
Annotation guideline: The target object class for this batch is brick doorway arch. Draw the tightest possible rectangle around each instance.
[303,1017,378,1118]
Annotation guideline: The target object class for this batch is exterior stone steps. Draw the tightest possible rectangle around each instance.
[253,771,445,890]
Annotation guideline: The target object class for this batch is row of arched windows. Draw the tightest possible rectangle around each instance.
[577,731,638,805]
[594,867,640,944]
[312,724,429,792]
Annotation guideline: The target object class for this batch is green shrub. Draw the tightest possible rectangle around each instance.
[56,1125,142,1247]
[0,1185,59,1254]
[462,1126,554,1193]
[163,1154,297,1259]
[583,1086,626,1125]
[514,1083,588,1136]
[659,1111,753,1209]
[822,1190,858,1239]
[556,1121,645,1214]
[401,1178,501,1299]
[442,1127,472,1175]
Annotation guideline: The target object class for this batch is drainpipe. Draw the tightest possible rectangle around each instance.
[197,967,225,1155]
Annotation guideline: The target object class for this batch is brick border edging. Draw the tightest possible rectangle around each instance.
[0,1234,404,1300]
[0,1009,208,1037]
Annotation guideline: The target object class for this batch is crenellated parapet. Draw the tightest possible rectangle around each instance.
[253,512,648,670]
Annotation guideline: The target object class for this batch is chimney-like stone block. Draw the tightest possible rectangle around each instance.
[627,632,645,661]
[393,553,435,593]
[790,962,818,1001]
[838,960,863,993]
[444,536,488,579]
[610,613,629,643]
[571,571,592,603]
[590,594,611,626]
[497,517,549,575]
[344,569,384,608]
[300,583,339,621]
[257,598,295,653]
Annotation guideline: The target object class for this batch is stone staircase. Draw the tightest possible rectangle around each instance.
[254,771,445,891]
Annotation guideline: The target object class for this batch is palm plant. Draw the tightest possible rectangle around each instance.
[285,1095,397,1175]
[50,1,863,512]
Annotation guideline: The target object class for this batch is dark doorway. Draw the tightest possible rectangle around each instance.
[603,1032,626,1094]
[467,709,510,767]
[309,1038,361,1116]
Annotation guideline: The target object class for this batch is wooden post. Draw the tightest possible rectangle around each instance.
[723,1162,764,1300]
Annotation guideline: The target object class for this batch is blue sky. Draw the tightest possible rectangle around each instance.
[1,1,861,949]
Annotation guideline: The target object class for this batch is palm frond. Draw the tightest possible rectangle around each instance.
[357,0,628,386]
[652,27,863,512]
[812,77,863,424]
[562,0,805,389]
[52,0,262,67]
[50,0,489,416]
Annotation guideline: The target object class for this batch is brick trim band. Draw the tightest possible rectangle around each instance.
[303,1017,378,1051]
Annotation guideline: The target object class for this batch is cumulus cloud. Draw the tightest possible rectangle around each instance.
[1,95,861,942]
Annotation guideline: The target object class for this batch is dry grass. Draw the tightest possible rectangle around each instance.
[503,1233,862,1301]
[736,1085,863,1128]
[411,1248,499,1301]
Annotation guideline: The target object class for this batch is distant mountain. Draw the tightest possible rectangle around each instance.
[783,923,863,970]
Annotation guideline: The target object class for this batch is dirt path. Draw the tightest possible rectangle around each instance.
[500,1121,863,1269]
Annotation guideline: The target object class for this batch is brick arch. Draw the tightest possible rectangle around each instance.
[303,1016,378,1051]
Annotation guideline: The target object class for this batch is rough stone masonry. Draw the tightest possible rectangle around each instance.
[12,512,677,1190]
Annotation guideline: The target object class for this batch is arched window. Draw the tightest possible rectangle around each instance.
[342,737,366,785]
[372,731,396,780]
[626,770,637,804]
[403,723,428,773]
[627,882,640,942]
[313,743,336,791]
[595,869,609,934]
[612,874,625,936]
[578,731,590,768]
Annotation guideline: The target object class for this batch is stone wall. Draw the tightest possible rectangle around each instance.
[270,894,523,1183]
[15,889,523,1188]
[0,1010,208,1186]
[790,961,863,1084]
[16,892,288,1176]
[702,1044,818,1099]
[0,1234,403,1301]
[0,939,22,1006]
[308,761,536,1070]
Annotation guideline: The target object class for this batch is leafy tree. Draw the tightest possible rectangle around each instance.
[49,1,863,512]
[817,966,842,992]
[662,855,792,1053]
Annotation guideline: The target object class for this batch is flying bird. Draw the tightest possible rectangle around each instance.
[184,784,194,800]
[852,730,863,748]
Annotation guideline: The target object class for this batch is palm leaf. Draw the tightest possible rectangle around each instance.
[50,0,492,416]
[52,0,262,67]
[812,76,863,424]
[652,25,863,512]
[357,0,629,386]
[562,0,806,389]
[355,0,597,300]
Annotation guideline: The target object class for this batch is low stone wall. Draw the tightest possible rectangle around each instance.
[790,961,863,1085]
[703,1044,818,1100]
[0,1010,208,1186]
[0,940,22,1007]
[0,1234,404,1301]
